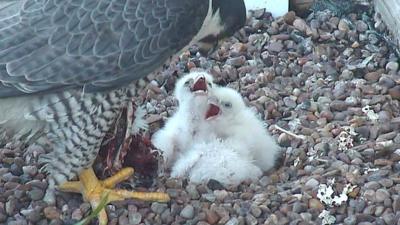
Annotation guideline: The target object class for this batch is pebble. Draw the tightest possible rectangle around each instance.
[197,222,211,225]
[205,210,220,225]
[207,179,225,190]
[28,189,45,201]
[214,190,228,202]
[118,212,129,225]
[5,198,17,215]
[330,100,347,111]
[283,11,296,25]
[180,205,195,219]
[225,217,239,225]
[365,181,380,190]
[364,71,380,82]
[151,203,168,214]
[338,19,350,32]
[245,214,258,225]
[0,212,6,223]
[344,215,357,225]
[304,178,319,189]
[277,133,291,147]
[71,209,83,221]
[364,189,376,202]
[186,184,200,200]
[202,193,216,202]
[293,18,310,34]
[308,199,324,210]
[292,202,307,213]
[386,61,399,72]
[10,164,23,176]
[374,205,385,216]
[267,42,284,53]
[129,212,142,225]
[379,76,396,88]
[375,189,390,203]
[382,212,396,224]
[22,209,42,223]
[43,206,60,220]
[379,178,393,188]
[250,205,262,217]
[226,56,246,67]
[22,166,38,177]
[355,20,368,32]
[388,86,400,100]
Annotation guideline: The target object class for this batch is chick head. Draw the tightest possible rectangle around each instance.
[174,71,215,103]
[205,86,246,123]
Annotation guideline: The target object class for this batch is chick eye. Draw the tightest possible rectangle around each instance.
[208,82,212,87]
[184,80,190,85]
[224,102,232,108]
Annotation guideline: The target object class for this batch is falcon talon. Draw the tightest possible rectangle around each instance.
[59,167,170,225]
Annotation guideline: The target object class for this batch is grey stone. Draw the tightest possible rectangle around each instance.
[180,205,195,219]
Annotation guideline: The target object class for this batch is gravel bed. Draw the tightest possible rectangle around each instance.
[1,4,400,225]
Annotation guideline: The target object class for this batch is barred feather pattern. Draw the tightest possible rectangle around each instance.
[29,80,145,184]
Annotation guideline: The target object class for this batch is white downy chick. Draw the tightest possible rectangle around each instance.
[204,86,281,172]
[170,138,262,185]
[151,71,215,167]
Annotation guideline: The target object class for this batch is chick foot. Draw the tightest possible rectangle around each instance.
[59,167,170,225]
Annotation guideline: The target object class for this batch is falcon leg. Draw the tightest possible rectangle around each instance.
[59,167,170,225]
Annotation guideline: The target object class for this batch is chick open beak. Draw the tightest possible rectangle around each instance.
[205,103,220,120]
[190,76,207,94]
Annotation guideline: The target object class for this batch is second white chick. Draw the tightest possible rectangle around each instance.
[204,86,281,172]
[151,71,215,167]
[170,138,262,185]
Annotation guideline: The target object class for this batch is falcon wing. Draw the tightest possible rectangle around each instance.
[0,0,208,97]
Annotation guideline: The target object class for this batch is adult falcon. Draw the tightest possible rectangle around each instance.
[0,0,246,224]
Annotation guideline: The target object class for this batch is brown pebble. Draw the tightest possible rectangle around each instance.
[364,71,381,82]
[319,110,334,122]
[293,18,310,33]
[388,86,400,100]
[187,61,196,70]
[205,209,220,225]
[308,199,324,210]
[240,192,253,200]
[283,11,296,25]
[374,159,393,166]
[43,206,60,220]
[230,43,247,56]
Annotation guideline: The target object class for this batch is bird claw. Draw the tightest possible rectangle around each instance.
[59,167,170,225]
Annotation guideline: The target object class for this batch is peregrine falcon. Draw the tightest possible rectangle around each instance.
[0,0,246,224]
